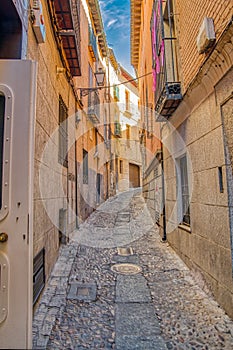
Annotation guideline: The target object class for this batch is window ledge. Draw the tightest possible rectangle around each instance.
[178,224,191,233]
[124,110,132,117]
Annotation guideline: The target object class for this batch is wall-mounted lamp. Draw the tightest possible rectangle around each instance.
[78,68,106,99]
[94,67,105,86]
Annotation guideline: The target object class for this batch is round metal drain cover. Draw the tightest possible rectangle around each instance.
[111,263,142,275]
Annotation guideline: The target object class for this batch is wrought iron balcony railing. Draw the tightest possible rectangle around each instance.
[87,90,100,124]
[151,0,182,120]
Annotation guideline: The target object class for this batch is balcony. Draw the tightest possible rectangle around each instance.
[54,0,81,76]
[151,0,182,120]
[88,26,98,61]
[87,90,100,124]
[114,122,122,138]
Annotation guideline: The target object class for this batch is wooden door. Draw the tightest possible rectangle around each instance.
[129,163,140,188]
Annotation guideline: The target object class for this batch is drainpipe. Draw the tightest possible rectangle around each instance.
[160,126,167,242]
[106,48,112,197]
[75,136,79,229]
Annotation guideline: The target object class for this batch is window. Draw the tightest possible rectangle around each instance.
[145,86,149,133]
[113,85,120,101]
[125,89,130,111]
[120,160,123,174]
[126,124,130,140]
[88,25,97,61]
[104,108,108,142]
[88,64,93,110]
[176,154,190,225]
[149,104,153,135]
[145,88,153,137]
[0,0,22,59]
[33,249,45,305]
[95,128,98,153]
[83,149,88,184]
[58,96,68,168]
[0,94,5,210]
[88,63,93,88]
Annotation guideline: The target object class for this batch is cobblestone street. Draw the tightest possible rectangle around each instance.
[33,190,233,350]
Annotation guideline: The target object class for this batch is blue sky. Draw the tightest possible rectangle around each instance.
[99,0,135,76]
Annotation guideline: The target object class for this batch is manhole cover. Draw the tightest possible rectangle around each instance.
[67,282,97,301]
[111,263,142,275]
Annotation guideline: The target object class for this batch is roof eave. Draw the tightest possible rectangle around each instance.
[130,0,142,68]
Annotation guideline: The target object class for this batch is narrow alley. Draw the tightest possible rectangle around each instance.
[33,190,233,350]
[1,1,233,349]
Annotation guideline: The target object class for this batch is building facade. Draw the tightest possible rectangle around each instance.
[131,0,163,225]
[108,54,141,192]
[75,0,110,222]
[0,0,82,346]
[131,0,233,317]
[0,0,140,347]
[28,0,80,304]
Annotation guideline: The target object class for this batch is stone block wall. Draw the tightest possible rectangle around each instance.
[163,61,233,318]
[143,158,162,224]
[175,0,233,90]
[27,0,77,280]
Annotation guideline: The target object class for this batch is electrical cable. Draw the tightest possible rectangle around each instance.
[78,71,152,91]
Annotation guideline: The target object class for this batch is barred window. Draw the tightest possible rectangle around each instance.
[120,160,123,174]
[83,149,88,184]
[176,154,190,226]
[58,96,68,168]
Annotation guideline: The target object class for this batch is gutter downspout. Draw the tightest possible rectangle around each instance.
[75,105,79,229]
[160,126,167,242]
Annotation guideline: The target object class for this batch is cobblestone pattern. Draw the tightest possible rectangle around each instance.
[33,190,233,349]
[33,245,78,349]
[47,245,116,350]
[131,232,233,349]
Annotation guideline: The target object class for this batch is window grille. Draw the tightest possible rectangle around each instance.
[83,149,88,184]
[120,160,123,174]
[177,155,190,225]
[87,65,100,123]
[114,122,122,137]
[33,249,45,305]
[154,166,159,178]
[155,210,160,223]
[87,90,100,123]
[58,96,68,168]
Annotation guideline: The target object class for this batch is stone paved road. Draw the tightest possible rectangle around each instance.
[33,189,233,349]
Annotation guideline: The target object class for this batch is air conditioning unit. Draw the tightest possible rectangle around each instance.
[32,0,46,43]
[197,17,215,54]
[33,0,40,9]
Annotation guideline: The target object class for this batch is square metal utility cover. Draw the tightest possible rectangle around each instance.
[117,247,134,256]
[67,282,97,301]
